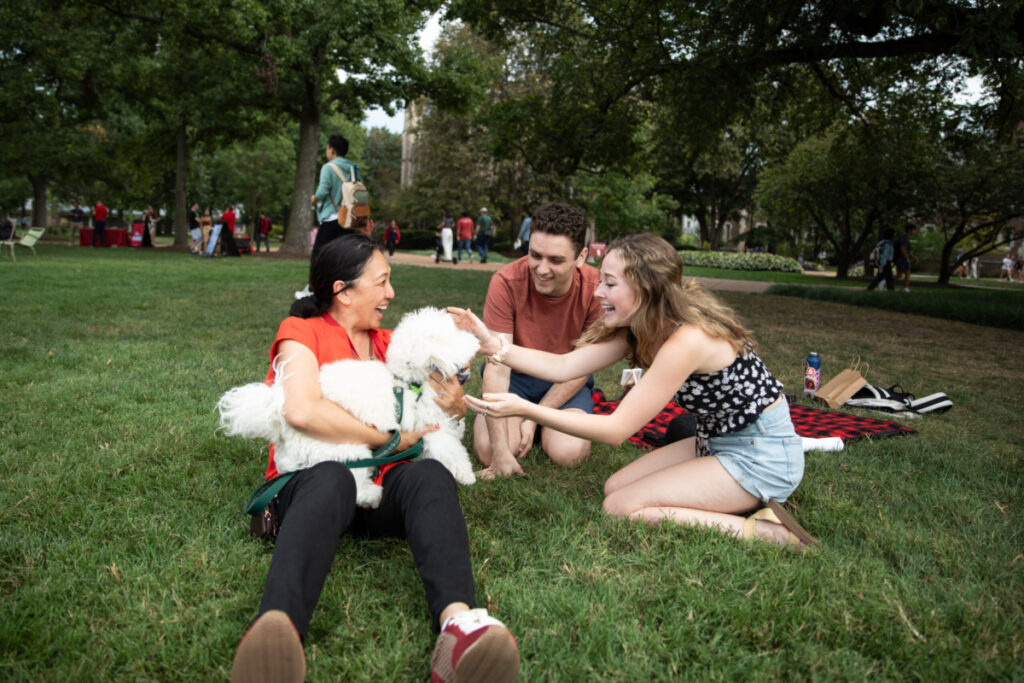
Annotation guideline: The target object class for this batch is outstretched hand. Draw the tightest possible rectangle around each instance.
[463,392,530,420]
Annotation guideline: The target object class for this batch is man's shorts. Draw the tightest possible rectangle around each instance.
[894,257,911,272]
[482,363,595,413]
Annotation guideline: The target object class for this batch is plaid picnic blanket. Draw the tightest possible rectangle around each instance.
[591,388,915,451]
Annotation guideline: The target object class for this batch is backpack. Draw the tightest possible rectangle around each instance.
[869,244,881,268]
[327,163,371,228]
[870,239,892,268]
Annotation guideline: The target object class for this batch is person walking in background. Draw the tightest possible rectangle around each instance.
[226,234,520,683]
[456,212,474,263]
[454,232,816,549]
[255,212,272,253]
[140,205,156,247]
[437,208,455,264]
[384,219,400,257]
[517,211,532,255]
[894,223,918,292]
[188,203,202,253]
[475,208,494,264]
[92,200,107,247]
[866,228,895,292]
[200,208,213,251]
[310,134,360,264]
[469,203,602,477]
[999,253,1015,281]
[69,201,85,245]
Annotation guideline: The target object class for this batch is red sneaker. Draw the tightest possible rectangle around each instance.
[230,610,305,683]
[430,608,520,683]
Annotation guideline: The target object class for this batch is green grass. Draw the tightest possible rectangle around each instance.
[2,245,1022,680]
[766,283,1024,331]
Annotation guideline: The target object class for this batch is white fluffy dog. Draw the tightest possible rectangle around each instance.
[218,307,479,507]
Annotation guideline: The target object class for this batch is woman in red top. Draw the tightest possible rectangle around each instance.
[230,234,519,683]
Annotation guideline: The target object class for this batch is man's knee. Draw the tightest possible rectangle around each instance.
[542,434,591,467]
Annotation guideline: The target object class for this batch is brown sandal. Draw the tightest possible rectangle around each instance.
[743,502,819,548]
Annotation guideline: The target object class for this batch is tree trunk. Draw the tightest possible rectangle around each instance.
[937,236,957,285]
[28,174,48,228]
[281,87,321,255]
[174,122,189,246]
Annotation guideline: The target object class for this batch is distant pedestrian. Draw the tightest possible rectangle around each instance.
[952,249,968,278]
[188,202,203,253]
[384,219,400,257]
[255,212,271,253]
[310,134,360,264]
[894,224,918,292]
[517,211,532,255]
[475,208,494,263]
[456,212,474,263]
[866,228,896,292]
[437,208,455,264]
[1000,254,1015,281]
[141,205,156,247]
[69,202,85,245]
[969,256,980,280]
[92,200,107,247]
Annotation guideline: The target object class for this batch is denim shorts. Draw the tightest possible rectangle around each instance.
[481,362,595,412]
[708,401,804,503]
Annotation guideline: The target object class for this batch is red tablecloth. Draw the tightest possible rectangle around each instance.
[80,227,130,247]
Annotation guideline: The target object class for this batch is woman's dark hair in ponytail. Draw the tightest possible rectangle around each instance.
[289,233,381,318]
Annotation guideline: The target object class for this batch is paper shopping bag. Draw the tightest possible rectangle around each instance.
[815,369,867,410]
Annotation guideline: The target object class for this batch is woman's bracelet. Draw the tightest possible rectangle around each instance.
[488,336,511,365]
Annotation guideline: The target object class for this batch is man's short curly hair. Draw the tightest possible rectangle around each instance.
[531,203,587,256]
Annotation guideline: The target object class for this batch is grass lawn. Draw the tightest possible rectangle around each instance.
[766,283,1024,331]
[2,245,1022,680]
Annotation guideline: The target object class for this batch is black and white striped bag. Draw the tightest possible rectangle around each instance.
[845,384,952,415]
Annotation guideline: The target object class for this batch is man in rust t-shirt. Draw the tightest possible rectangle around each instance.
[477,203,602,477]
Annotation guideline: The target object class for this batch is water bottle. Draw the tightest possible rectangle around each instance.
[803,352,821,398]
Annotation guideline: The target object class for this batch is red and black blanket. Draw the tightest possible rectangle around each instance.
[591,388,915,451]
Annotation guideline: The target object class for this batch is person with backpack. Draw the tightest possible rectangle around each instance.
[310,134,361,264]
[866,227,896,291]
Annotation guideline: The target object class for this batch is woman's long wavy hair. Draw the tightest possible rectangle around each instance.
[290,233,381,318]
[577,233,755,368]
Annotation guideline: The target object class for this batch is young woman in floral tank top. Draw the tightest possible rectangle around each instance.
[454,233,816,548]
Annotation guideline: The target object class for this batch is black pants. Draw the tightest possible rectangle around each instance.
[256,460,476,638]
[92,220,106,246]
[254,233,269,252]
[867,262,894,291]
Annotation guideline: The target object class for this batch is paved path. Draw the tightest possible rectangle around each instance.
[387,252,772,293]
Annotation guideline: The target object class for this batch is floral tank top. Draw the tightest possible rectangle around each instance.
[673,348,784,442]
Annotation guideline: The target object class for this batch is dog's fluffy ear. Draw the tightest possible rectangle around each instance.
[217,382,284,441]
[386,307,480,383]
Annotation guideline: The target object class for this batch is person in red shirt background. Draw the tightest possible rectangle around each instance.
[222,205,237,234]
[255,211,271,253]
[92,201,108,247]
[456,211,475,263]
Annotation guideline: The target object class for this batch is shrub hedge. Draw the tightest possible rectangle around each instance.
[680,250,803,273]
